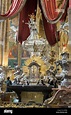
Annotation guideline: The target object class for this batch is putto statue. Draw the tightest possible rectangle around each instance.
[55,51,71,87]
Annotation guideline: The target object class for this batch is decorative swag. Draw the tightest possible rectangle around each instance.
[40,0,68,24]
[0,0,69,46]
[0,0,27,19]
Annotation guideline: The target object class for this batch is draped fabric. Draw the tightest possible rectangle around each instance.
[40,0,68,24]
[39,1,59,46]
[18,0,37,43]
[0,0,69,46]
[41,0,69,46]
[18,0,69,46]
[42,15,58,46]
[0,0,27,19]
[69,0,71,8]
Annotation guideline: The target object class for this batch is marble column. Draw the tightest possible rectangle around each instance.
[68,3,71,59]
[0,0,11,66]
[68,8,71,41]
[0,0,5,65]
[17,42,22,67]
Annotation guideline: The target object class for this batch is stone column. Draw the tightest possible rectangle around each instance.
[17,42,22,67]
[1,0,11,66]
[68,5,71,59]
[0,22,2,65]
[0,0,5,65]
[68,8,71,41]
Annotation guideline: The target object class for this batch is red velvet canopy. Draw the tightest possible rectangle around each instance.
[18,0,69,46]
[0,0,27,19]
[0,0,69,46]
[41,0,67,23]
[69,0,71,8]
